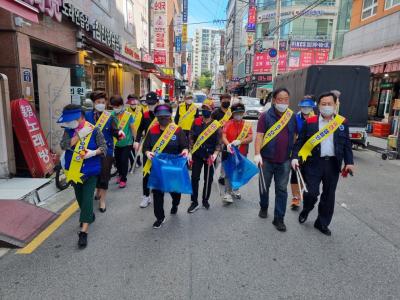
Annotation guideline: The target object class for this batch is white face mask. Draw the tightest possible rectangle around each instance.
[95,103,106,112]
[233,114,243,121]
[301,107,313,115]
[320,106,335,117]
[148,105,156,111]
[275,103,288,113]
[113,107,123,114]
[185,99,193,105]
[65,120,79,129]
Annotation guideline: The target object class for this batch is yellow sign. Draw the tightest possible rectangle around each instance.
[261,109,294,149]
[247,33,254,48]
[298,115,345,161]
[182,24,188,43]
[161,67,174,76]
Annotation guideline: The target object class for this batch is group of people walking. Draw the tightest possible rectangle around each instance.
[57,88,354,248]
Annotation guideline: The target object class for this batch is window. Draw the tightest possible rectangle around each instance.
[362,0,378,20]
[385,0,400,9]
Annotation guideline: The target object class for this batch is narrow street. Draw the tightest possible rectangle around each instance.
[1,147,400,300]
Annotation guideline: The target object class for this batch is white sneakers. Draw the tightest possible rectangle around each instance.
[232,190,241,199]
[140,195,152,208]
[222,194,233,203]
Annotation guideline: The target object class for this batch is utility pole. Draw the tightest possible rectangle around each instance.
[271,0,281,84]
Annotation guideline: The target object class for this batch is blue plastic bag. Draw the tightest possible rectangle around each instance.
[223,147,258,190]
[148,153,193,194]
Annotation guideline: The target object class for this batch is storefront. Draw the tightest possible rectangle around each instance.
[328,44,400,150]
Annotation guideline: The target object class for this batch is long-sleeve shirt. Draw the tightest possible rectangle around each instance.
[60,128,107,156]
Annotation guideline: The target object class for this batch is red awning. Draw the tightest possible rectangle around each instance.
[0,0,39,23]
[327,44,400,74]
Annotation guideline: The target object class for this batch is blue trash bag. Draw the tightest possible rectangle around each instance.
[148,153,193,194]
[223,147,259,190]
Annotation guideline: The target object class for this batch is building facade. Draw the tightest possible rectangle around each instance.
[192,28,222,80]
[332,0,400,138]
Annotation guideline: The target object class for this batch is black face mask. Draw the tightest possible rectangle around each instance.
[202,110,212,118]
[158,117,170,126]
[221,101,230,109]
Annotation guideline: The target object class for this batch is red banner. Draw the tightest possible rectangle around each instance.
[11,99,54,177]
[253,49,330,74]
[154,50,166,65]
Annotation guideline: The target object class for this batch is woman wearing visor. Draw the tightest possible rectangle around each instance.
[143,104,189,228]
[58,104,107,248]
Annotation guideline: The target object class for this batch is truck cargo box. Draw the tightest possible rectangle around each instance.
[275,65,370,128]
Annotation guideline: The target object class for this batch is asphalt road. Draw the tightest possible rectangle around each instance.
[1,136,400,299]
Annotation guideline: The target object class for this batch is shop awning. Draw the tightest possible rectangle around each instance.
[139,61,160,73]
[326,44,400,73]
[258,83,273,89]
[114,52,143,70]
[0,0,39,23]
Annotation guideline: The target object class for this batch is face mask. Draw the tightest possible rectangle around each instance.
[320,106,335,117]
[222,102,230,109]
[95,103,106,112]
[234,114,243,121]
[275,103,288,113]
[158,117,170,126]
[185,99,193,105]
[148,105,156,111]
[202,110,212,118]
[65,120,79,129]
[113,107,123,114]
[301,107,313,115]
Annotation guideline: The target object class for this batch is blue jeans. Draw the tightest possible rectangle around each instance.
[259,160,291,219]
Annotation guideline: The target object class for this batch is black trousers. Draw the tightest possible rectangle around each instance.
[152,189,181,220]
[142,156,150,197]
[303,157,340,227]
[114,146,131,182]
[191,156,214,204]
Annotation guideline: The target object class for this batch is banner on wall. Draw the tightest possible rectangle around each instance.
[154,50,167,65]
[246,6,257,32]
[182,24,188,43]
[182,0,188,23]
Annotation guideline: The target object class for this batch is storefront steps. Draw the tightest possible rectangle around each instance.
[0,178,75,256]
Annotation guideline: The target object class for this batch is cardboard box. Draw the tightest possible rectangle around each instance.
[388,135,398,149]
[393,99,400,110]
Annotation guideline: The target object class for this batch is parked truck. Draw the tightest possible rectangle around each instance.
[274,65,371,148]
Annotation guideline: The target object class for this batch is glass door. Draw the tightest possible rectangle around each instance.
[377,89,393,118]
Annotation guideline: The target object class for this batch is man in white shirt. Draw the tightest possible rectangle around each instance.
[291,92,354,236]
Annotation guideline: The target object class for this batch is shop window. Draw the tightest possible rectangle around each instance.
[362,0,378,20]
[385,0,400,9]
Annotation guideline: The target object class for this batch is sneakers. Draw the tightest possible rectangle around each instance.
[170,205,178,215]
[258,208,268,219]
[218,177,225,185]
[115,176,121,184]
[119,181,127,188]
[187,202,199,213]
[202,200,210,210]
[222,193,233,204]
[290,197,300,210]
[140,195,152,208]
[232,190,241,199]
[153,218,165,229]
[78,231,88,248]
[272,218,287,232]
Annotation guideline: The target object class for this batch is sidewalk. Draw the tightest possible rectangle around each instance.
[367,135,388,151]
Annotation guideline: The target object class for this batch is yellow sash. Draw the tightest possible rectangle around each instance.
[113,111,132,144]
[65,122,95,184]
[143,123,179,176]
[191,120,221,155]
[237,121,252,141]
[178,103,197,130]
[262,109,294,149]
[220,108,232,126]
[298,114,345,161]
[142,117,158,143]
[94,111,112,131]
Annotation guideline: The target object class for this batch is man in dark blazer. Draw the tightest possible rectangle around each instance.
[291,91,354,236]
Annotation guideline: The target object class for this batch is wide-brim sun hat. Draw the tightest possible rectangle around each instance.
[57,108,82,123]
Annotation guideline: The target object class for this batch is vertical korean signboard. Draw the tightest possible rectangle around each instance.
[153,0,167,66]
[182,0,188,43]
